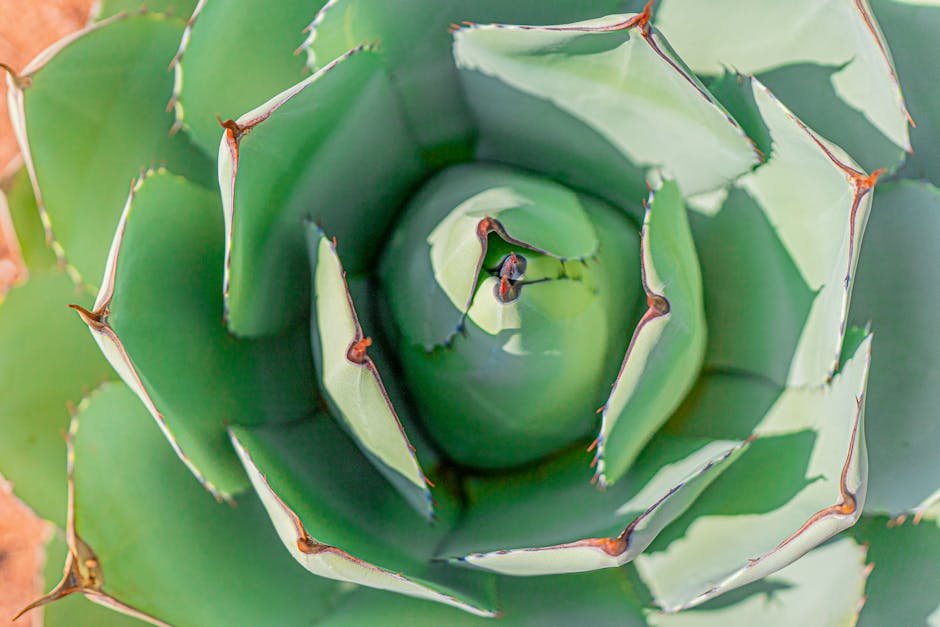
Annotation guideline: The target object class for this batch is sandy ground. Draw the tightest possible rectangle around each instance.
[0,2,97,625]
[0,482,52,627]
[0,1,95,169]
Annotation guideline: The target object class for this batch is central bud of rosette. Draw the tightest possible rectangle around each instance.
[380,163,643,470]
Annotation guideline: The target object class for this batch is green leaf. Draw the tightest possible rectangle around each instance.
[595,180,706,485]
[229,419,498,617]
[722,78,876,386]
[852,509,940,626]
[219,47,425,336]
[318,568,649,626]
[0,268,114,525]
[453,13,759,207]
[307,226,432,517]
[705,72,774,163]
[690,186,816,386]
[655,0,911,155]
[635,336,871,611]
[755,62,905,174]
[849,180,940,515]
[74,170,318,500]
[838,325,871,373]
[438,436,746,576]
[647,537,868,627]
[305,0,628,163]
[46,382,344,627]
[95,0,197,20]
[2,167,55,276]
[870,0,940,185]
[662,371,782,441]
[10,12,213,286]
[171,0,324,154]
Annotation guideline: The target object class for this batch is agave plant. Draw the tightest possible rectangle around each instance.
[1,0,938,624]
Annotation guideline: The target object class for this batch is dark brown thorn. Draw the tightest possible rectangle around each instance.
[297,534,327,554]
[647,293,670,315]
[851,167,885,193]
[347,337,372,364]
[14,537,101,622]
[635,0,655,35]
[0,62,31,89]
[12,582,82,622]
[476,217,496,239]
[215,114,247,141]
[68,303,108,329]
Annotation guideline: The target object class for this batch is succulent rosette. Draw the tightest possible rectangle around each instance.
[1,0,938,625]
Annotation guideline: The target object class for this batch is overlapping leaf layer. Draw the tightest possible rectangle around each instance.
[2,0,938,625]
